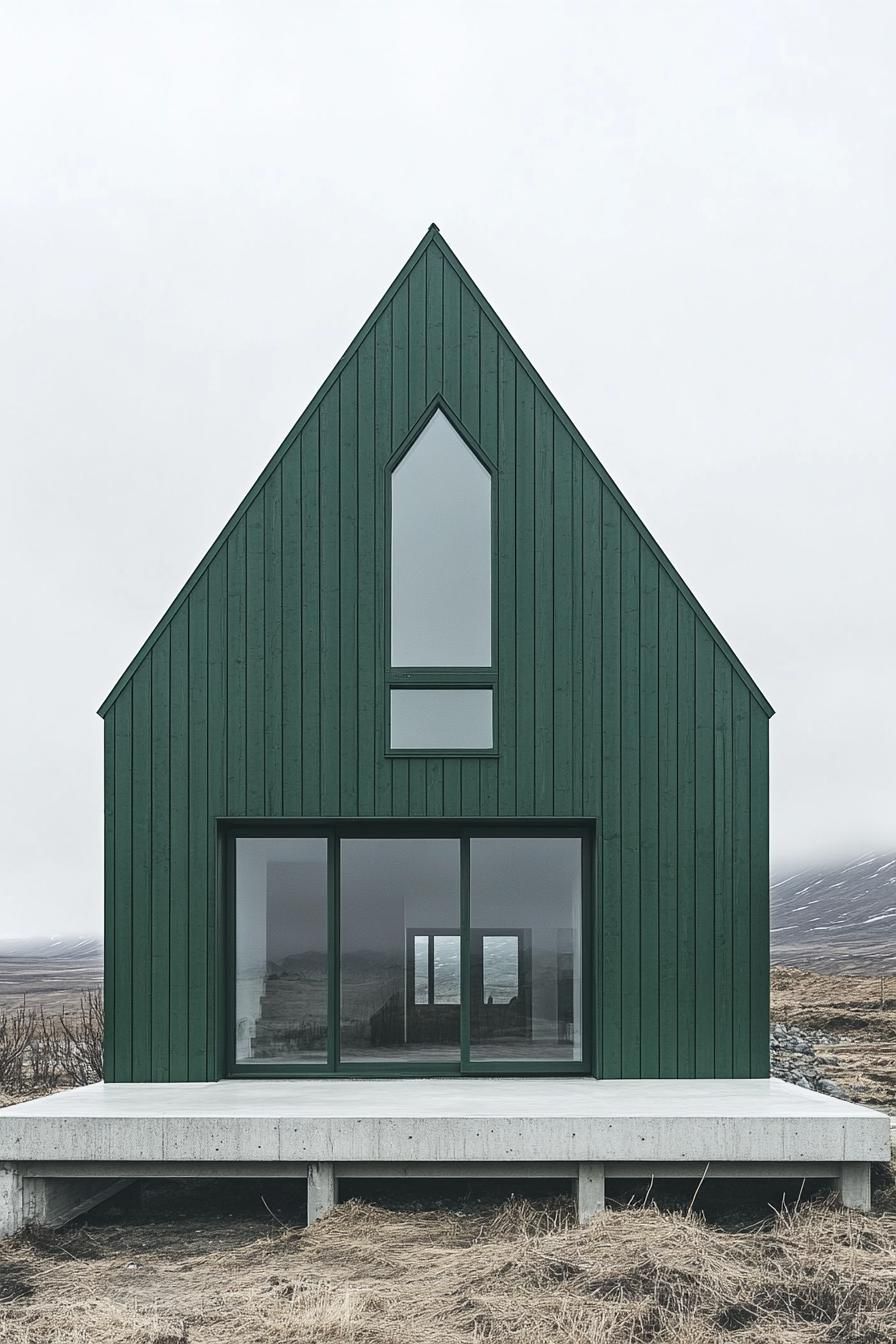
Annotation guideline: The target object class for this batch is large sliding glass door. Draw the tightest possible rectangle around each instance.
[230,826,589,1076]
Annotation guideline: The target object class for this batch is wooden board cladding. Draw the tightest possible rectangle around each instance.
[102,230,770,1082]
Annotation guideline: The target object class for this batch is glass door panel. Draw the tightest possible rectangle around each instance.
[340,838,461,1063]
[234,836,329,1064]
[469,837,583,1063]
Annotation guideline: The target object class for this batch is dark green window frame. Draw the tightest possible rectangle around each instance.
[224,820,594,1079]
[385,397,498,758]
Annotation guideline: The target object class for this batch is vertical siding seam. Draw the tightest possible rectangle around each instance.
[335,384,343,816]
[577,448,583,821]
[487,321,497,811]
[148,661,154,1080]
[204,582,211,1074]
[514,370,520,815]
[673,592,679,1075]
[595,482,602,1075]
[748,695,754,1070]
[635,539,641,1076]
[530,386,536,817]
[598,484,607,1077]
[355,371,360,817]
[691,618,697,1075]
[279,465,285,813]
[106,709,115,1078]
[710,651,716,1075]
[243,518,248,812]
[299,446,306,811]
[655,561,663,1075]
[550,414,556,814]
[220,546,230,1074]
[316,426,322,811]
[529,384,537,811]
[184,610,191,1076]
[615,495,622,1075]
[510,355,518,815]
[729,672,735,1072]
[336,389,343,816]
[381,309,386,811]
[477,303,483,814]
[617,508,623,1075]
[167,612,173,1076]
[263,482,268,816]
[128,682,134,1080]
[299,452,305,816]
[384,302,395,814]
[298,452,303,817]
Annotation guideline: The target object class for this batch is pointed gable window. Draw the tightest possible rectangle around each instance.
[389,406,494,752]
[390,409,491,666]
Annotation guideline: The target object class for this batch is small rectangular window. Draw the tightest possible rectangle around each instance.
[390,688,493,751]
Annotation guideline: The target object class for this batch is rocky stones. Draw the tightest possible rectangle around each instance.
[769,1023,850,1099]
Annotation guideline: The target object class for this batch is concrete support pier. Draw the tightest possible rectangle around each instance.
[576,1162,605,1222]
[0,1166,128,1237]
[0,1168,23,1239]
[838,1162,872,1212]
[307,1161,337,1224]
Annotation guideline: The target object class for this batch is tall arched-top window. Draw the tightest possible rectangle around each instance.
[389,407,494,752]
[391,409,491,666]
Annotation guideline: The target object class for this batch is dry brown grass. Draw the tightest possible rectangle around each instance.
[1,1191,895,1343]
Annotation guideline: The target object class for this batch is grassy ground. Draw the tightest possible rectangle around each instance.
[0,966,893,1342]
[2,1182,896,1343]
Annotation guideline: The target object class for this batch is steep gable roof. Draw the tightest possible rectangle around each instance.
[99,225,772,717]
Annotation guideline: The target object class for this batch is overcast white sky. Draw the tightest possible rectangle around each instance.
[1,3,894,936]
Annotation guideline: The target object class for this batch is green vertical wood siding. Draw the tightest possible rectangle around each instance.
[100,227,772,1082]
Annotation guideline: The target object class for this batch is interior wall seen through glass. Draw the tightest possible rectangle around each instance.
[390,410,491,667]
[234,837,328,1063]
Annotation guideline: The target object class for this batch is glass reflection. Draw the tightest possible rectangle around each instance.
[340,839,461,1062]
[391,410,491,667]
[470,838,582,1062]
[390,688,493,750]
[235,837,328,1063]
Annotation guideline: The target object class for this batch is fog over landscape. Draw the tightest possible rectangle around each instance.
[1,4,895,936]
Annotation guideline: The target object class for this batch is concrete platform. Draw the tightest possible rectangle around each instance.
[0,1078,889,1233]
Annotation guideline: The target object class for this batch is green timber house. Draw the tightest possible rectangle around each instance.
[98,225,773,1086]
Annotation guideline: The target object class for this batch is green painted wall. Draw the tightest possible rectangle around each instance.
[100,227,771,1083]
